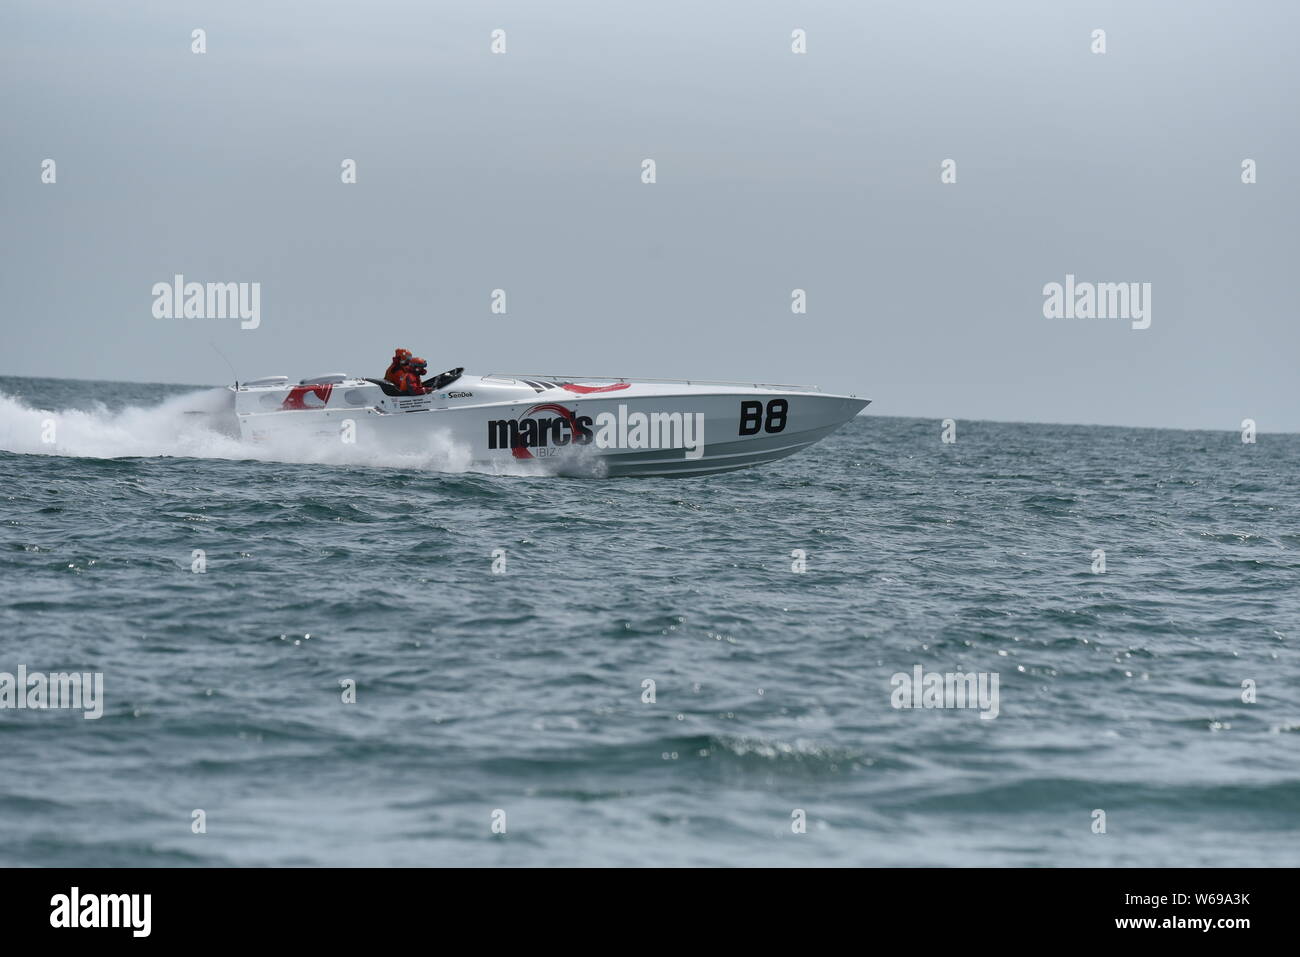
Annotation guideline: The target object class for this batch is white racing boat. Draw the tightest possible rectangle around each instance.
[201,369,869,477]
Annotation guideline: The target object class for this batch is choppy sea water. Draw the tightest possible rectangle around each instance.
[1,375,1297,867]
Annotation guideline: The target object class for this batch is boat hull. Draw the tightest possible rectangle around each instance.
[229,374,869,477]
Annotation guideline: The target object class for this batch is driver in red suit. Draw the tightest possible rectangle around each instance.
[384,348,412,386]
[393,356,430,395]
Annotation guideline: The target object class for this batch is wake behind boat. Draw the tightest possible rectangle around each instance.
[197,369,869,477]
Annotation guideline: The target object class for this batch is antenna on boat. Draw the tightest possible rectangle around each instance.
[208,340,240,389]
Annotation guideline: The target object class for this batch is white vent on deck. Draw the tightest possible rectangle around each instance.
[299,373,350,385]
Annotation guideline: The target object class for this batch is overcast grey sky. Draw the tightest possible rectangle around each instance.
[2,0,1296,430]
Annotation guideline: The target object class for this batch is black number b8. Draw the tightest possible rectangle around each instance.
[739,399,788,435]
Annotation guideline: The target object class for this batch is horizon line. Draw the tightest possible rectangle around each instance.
[0,371,1294,437]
